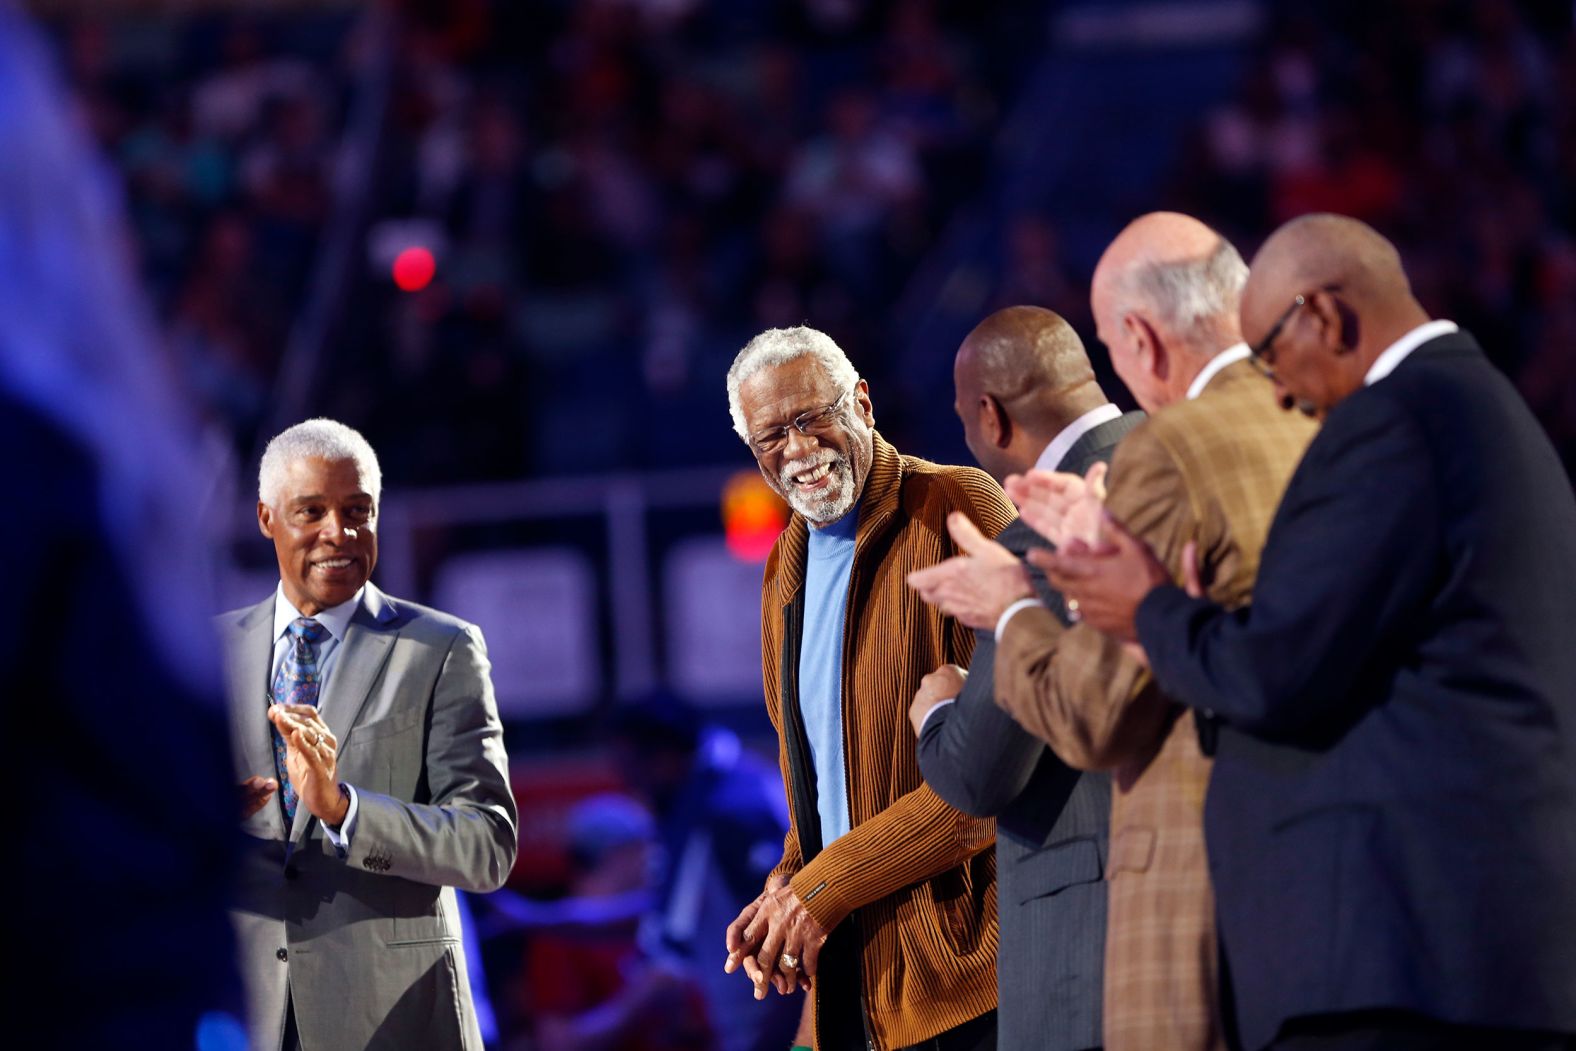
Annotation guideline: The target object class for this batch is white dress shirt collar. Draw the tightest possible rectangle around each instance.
[273,582,365,644]
[1364,320,1459,386]
[1186,343,1251,401]
[1035,403,1124,473]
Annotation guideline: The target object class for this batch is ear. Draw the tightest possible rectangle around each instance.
[1334,298,1360,353]
[1123,312,1166,382]
[853,378,875,427]
[979,393,1011,450]
[257,501,275,539]
[1308,291,1359,354]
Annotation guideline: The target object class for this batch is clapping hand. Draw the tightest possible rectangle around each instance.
[1004,463,1108,548]
[268,704,349,826]
[907,513,1033,630]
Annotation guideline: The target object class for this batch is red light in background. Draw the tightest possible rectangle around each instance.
[392,246,436,292]
[722,471,789,562]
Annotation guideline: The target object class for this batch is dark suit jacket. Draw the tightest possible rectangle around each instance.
[1137,332,1576,1050]
[918,411,1143,1051]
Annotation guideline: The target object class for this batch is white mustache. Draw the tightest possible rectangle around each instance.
[780,449,842,487]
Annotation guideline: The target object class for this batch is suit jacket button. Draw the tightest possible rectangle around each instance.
[276,948,289,962]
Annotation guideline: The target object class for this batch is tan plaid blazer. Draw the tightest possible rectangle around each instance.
[995,359,1317,1051]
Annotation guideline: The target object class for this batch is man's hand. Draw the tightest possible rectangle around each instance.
[239,775,278,820]
[1004,463,1108,547]
[724,876,827,999]
[909,663,966,737]
[907,512,1032,630]
[725,875,781,991]
[1028,511,1171,643]
[268,704,349,826]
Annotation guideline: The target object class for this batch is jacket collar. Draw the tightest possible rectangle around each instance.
[772,431,902,606]
[226,581,401,844]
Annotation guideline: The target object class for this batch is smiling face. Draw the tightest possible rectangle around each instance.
[258,456,378,615]
[736,355,875,526]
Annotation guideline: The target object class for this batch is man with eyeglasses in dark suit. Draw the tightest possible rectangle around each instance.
[1044,213,1576,1051]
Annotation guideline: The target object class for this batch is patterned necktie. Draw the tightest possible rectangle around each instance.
[270,617,329,826]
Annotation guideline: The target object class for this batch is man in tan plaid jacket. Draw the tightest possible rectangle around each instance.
[911,212,1315,1051]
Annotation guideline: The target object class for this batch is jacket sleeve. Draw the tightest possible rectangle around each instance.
[917,627,1048,816]
[994,426,1196,770]
[343,623,519,892]
[945,469,1019,662]
[788,778,992,932]
[1136,397,1441,738]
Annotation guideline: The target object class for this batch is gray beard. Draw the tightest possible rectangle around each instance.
[779,450,857,525]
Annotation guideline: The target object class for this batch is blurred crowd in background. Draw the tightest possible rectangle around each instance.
[29,1,1575,1048]
[55,0,1049,483]
[1169,0,1576,472]
[48,0,1576,491]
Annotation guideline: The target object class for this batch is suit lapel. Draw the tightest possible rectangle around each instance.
[316,583,399,749]
[229,593,285,841]
[285,584,400,847]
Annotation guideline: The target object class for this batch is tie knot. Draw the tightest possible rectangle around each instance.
[288,617,328,644]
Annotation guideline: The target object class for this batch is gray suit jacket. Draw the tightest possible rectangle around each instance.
[917,411,1143,1051]
[223,582,518,1051]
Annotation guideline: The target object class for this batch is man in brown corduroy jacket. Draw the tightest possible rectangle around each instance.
[722,325,1015,1051]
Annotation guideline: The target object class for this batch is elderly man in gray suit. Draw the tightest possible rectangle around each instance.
[225,417,518,1051]
[909,307,1142,1050]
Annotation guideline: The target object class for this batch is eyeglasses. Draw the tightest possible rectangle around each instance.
[749,387,856,455]
[1249,284,1340,375]
[1249,294,1307,375]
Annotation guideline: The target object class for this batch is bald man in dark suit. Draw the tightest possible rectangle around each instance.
[910,306,1142,1051]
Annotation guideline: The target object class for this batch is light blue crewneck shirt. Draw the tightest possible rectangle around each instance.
[799,503,859,848]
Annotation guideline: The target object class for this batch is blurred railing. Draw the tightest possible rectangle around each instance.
[229,464,774,720]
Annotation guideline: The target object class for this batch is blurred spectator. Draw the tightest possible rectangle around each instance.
[1173,0,1575,478]
[0,6,240,1047]
[47,0,1039,481]
[518,792,717,1051]
[612,697,801,1051]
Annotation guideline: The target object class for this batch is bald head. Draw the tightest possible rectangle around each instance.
[953,306,1109,480]
[1241,213,1430,420]
[1247,213,1414,313]
[957,306,1097,403]
[1091,212,1248,412]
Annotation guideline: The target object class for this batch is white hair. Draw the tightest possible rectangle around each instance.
[258,418,383,506]
[725,325,860,440]
[1121,237,1248,349]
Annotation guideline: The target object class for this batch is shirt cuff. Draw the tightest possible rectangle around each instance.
[995,598,1044,643]
[322,783,359,856]
[917,697,956,736]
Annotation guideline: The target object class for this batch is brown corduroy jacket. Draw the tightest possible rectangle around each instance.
[758,433,1015,1050]
[995,358,1317,1051]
